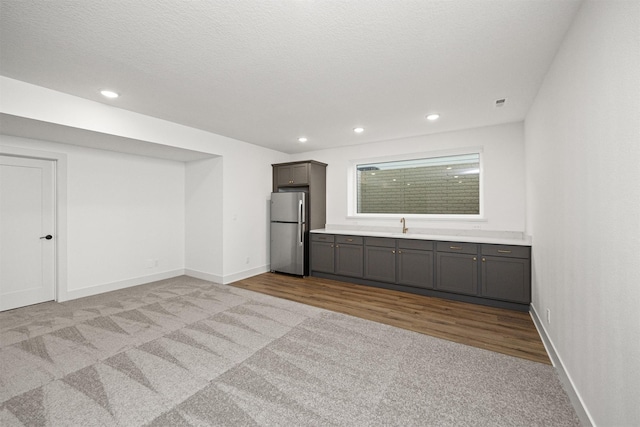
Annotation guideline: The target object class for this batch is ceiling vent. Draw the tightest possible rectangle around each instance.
[495,98,506,107]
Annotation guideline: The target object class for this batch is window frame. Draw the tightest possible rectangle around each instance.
[347,148,485,220]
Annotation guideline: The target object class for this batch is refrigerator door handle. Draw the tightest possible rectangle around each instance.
[299,198,305,224]
[298,199,304,245]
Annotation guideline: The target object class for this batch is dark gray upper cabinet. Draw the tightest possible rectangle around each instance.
[275,163,309,186]
[364,237,396,283]
[480,245,531,303]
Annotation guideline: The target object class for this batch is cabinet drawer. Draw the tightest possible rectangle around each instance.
[364,237,396,248]
[311,233,334,243]
[336,235,363,245]
[437,241,478,255]
[398,239,434,251]
[481,244,530,259]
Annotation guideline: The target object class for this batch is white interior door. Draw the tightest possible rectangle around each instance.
[0,155,55,311]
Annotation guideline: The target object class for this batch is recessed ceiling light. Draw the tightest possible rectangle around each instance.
[100,90,119,99]
[353,127,364,134]
[298,137,308,143]
[426,113,440,121]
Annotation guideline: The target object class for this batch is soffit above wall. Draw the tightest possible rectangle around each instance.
[0,114,217,162]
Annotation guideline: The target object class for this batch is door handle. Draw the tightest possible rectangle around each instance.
[298,200,304,245]
[40,235,53,240]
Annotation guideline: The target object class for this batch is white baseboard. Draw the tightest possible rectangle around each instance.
[221,265,270,285]
[184,268,223,284]
[530,303,593,427]
[60,269,185,302]
[60,265,269,302]
[184,265,269,285]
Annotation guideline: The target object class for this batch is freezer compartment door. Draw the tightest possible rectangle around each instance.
[271,192,305,223]
[270,222,304,275]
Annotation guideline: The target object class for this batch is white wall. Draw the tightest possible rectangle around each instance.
[185,157,223,281]
[0,78,289,291]
[1,135,185,300]
[221,150,282,282]
[183,151,283,284]
[292,122,526,233]
[525,1,640,425]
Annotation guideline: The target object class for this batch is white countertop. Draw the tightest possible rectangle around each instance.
[310,228,532,246]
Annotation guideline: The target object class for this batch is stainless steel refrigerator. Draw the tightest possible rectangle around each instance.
[270,192,306,275]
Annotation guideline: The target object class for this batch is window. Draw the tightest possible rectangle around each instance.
[356,153,481,215]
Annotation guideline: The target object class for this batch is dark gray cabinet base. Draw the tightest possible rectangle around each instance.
[364,245,396,283]
[481,255,531,303]
[311,234,531,312]
[335,244,364,277]
[397,249,433,289]
[436,252,478,295]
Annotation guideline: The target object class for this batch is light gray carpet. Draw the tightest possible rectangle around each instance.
[0,276,580,426]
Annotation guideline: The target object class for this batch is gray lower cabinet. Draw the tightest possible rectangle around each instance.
[398,252,433,289]
[311,234,364,277]
[310,238,334,273]
[480,245,531,303]
[335,236,364,277]
[397,239,434,289]
[364,238,396,283]
[363,237,434,288]
[435,242,478,296]
[310,233,531,309]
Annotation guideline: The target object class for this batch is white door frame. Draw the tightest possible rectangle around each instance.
[0,144,68,303]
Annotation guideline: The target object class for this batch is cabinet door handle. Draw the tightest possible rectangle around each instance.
[346,238,353,242]
[398,250,402,254]
[392,250,396,254]
[450,246,463,250]
[473,257,477,261]
[331,244,334,248]
[482,257,486,262]
[497,249,512,254]
[335,244,340,248]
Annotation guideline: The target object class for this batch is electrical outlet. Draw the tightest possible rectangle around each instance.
[546,309,551,324]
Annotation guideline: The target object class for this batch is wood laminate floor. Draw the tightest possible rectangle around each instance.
[231,273,551,365]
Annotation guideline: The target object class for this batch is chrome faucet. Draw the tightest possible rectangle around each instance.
[400,217,408,234]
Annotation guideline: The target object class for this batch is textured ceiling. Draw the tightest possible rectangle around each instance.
[0,1,582,154]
